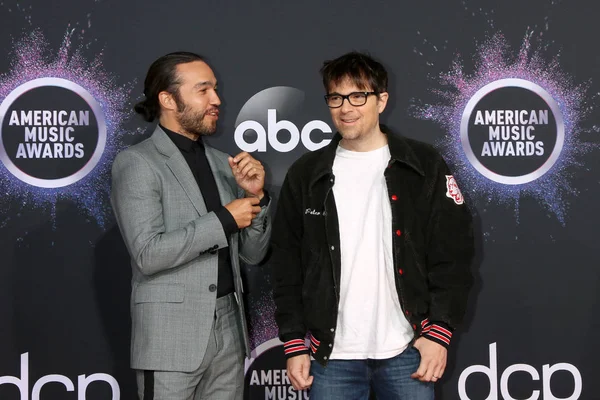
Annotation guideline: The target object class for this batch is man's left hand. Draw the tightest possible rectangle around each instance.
[229,152,265,198]
[411,337,447,383]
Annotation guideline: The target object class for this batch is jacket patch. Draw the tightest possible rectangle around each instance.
[445,175,464,205]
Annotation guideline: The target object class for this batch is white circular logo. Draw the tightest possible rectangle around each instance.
[460,79,564,185]
[234,86,332,153]
[0,77,107,188]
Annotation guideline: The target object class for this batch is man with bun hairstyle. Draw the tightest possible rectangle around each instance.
[111,52,271,399]
[271,51,474,399]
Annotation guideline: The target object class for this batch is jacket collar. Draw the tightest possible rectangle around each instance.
[159,124,205,153]
[308,124,425,188]
[151,125,181,157]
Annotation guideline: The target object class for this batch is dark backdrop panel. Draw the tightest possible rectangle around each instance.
[0,1,598,399]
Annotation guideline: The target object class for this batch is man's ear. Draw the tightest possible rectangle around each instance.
[377,92,389,114]
[158,91,177,112]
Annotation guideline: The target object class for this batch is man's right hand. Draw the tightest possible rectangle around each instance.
[287,354,313,390]
[225,197,261,229]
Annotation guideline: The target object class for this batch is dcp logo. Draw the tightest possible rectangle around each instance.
[234,86,332,152]
[458,343,582,400]
[0,352,120,399]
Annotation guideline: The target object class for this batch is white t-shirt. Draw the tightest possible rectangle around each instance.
[329,144,414,359]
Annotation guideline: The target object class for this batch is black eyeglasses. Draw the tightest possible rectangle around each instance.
[324,91,377,108]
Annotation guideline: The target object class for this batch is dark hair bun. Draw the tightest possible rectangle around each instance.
[134,100,157,122]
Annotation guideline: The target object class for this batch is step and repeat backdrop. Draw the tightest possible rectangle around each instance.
[0,0,598,399]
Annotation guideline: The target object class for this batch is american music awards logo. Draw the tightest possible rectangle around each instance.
[0,30,133,227]
[460,79,564,186]
[244,338,309,400]
[0,78,106,188]
[412,32,597,224]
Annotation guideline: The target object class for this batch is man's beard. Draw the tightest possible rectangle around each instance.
[174,95,217,137]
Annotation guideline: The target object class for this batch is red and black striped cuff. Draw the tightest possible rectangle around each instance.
[283,339,309,358]
[309,334,320,354]
[420,318,453,348]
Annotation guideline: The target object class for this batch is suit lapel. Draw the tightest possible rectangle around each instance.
[205,146,236,205]
[205,145,241,285]
[166,156,208,215]
[151,127,208,216]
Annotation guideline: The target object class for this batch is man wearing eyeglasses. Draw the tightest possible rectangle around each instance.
[271,52,474,399]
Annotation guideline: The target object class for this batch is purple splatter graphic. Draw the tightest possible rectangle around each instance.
[0,29,134,228]
[246,265,278,349]
[248,289,278,350]
[412,31,597,224]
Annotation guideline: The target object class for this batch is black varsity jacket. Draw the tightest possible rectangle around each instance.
[271,126,475,366]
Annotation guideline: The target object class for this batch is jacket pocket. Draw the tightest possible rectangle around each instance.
[134,283,185,303]
[301,250,321,296]
[405,232,427,279]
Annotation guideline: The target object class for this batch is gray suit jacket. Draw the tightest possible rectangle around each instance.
[110,126,271,372]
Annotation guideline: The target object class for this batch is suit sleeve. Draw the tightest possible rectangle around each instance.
[238,186,272,265]
[110,150,229,276]
[421,153,474,348]
[270,172,309,358]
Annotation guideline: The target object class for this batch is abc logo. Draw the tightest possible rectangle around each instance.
[234,87,332,152]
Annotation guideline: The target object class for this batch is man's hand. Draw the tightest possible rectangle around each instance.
[224,197,261,229]
[411,337,447,383]
[287,354,313,390]
[229,152,265,198]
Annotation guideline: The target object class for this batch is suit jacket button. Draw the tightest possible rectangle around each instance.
[209,284,217,292]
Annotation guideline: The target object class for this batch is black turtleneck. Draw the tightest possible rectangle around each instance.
[161,125,236,297]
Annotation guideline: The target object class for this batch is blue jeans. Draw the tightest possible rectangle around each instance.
[309,346,434,400]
